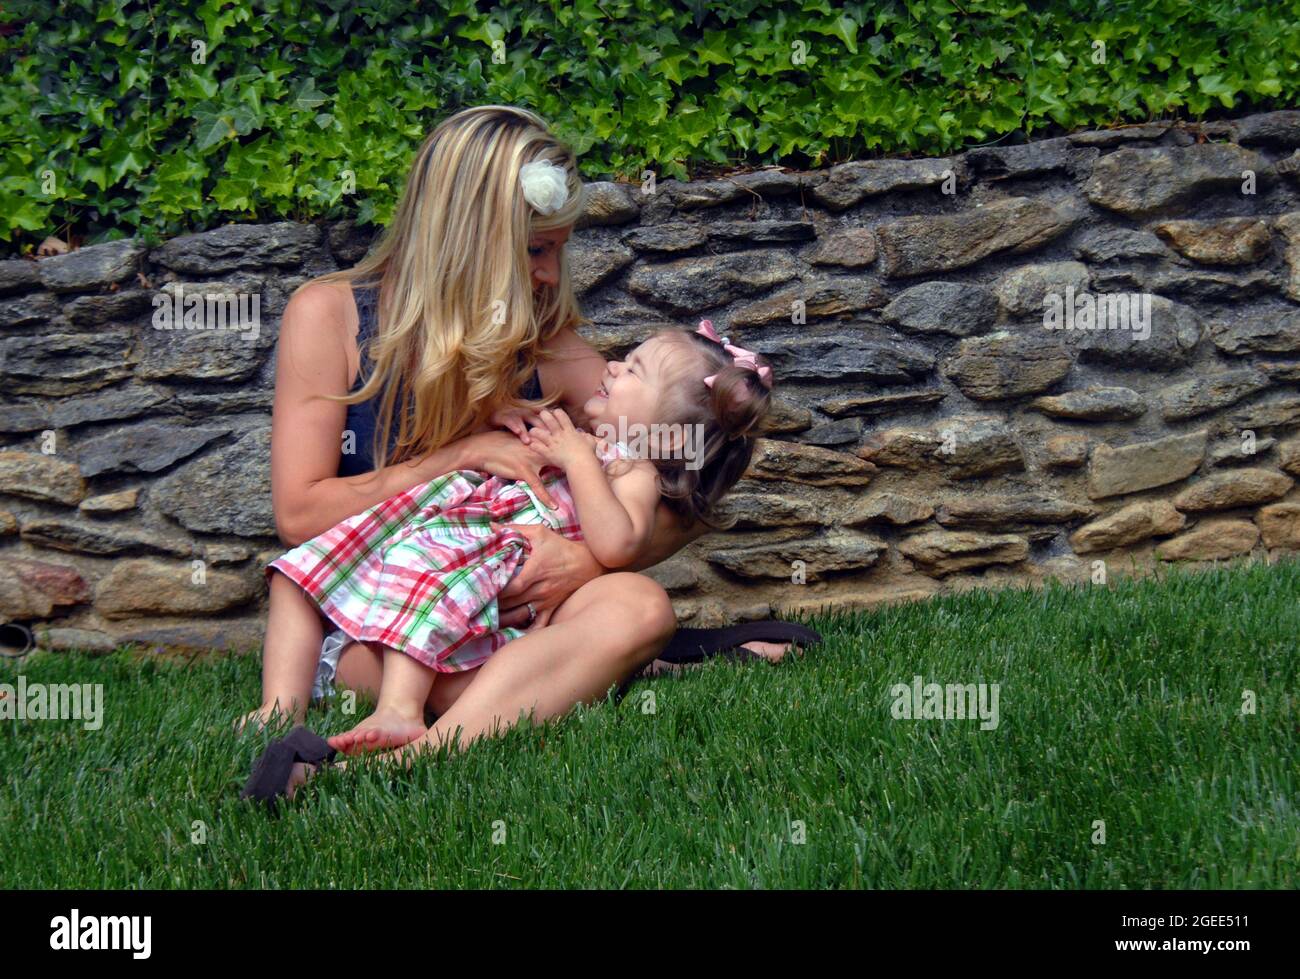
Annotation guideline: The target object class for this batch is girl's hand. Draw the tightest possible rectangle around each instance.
[454,430,558,509]
[494,522,605,627]
[489,405,544,445]
[525,408,598,471]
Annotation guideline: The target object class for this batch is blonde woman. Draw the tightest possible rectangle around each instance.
[245,106,815,784]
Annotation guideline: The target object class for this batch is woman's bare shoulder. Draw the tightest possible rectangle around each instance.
[278,281,362,379]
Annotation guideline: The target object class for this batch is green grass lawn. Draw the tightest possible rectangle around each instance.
[2,559,1297,889]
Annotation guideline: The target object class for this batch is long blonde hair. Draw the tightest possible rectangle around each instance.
[306,105,587,473]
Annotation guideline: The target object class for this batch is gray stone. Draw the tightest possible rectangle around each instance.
[898,530,1028,577]
[49,385,173,429]
[326,219,377,266]
[666,179,744,209]
[808,229,877,268]
[1228,395,1300,430]
[1087,430,1207,499]
[875,197,1078,277]
[1211,310,1300,355]
[712,491,829,528]
[708,221,816,245]
[843,493,933,527]
[881,280,997,337]
[994,261,1090,316]
[151,222,322,275]
[0,259,41,295]
[0,402,50,433]
[1076,296,1202,371]
[1158,369,1271,421]
[811,158,962,210]
[20,518,193,557]
[1068,124,1170,147]
[1208,435,1277,468]
[31,627,119,653]
[135,310,272,382]
[1083,144,1268,216]
[860,415,1025,480]
[64,289,155,326]
[1230,111,1300,146]
[964,138,1085,179]
[640,555,702,592]
[708,533,886,580]
[621,223,706,254]
[577,182,641,227]
[1145,268,1280,302]
[756,333,934,384]
[729,278,887,327]
[75,423,231,477]
[791,418,863,447]
[37,239,146,292]
[819,388,946,419]
[1030,386,1146,421]
[625,249,799,315]
[567,239,635,295]
[108,620,265,654]
[934,494,1096,530]
[0,291,61,328]
[1,332,136,395]
[1073,227,1169,263]
[942,331,1072,401]
[746,439,874,487]
[151,427,275,537]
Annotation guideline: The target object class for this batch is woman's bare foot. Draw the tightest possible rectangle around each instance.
[328,706,428,755]
[739,640,791,662]
[641,640,797,678]
[233,701,304,735]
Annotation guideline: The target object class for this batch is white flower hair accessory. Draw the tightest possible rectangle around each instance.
[519,159,570,215]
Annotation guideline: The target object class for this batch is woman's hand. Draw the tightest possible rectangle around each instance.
[455,430,559,509]
[489,405,544,444]
[494,522,605,629]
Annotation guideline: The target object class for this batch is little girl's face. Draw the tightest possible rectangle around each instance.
[583,335,684,434]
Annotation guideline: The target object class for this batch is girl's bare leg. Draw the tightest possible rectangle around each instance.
[235,571,327,732]
[328,646,437,755]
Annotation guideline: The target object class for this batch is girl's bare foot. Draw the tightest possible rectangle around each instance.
[233,701,303,735]
[328,707,428,755]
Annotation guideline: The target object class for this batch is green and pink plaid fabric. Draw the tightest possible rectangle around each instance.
[265,448,626,672]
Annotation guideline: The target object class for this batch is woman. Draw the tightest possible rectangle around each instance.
[261,105,809,772]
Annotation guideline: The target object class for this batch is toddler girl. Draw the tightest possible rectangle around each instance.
[241,319,773,753]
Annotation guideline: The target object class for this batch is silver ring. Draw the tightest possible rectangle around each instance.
[525,602,537,622]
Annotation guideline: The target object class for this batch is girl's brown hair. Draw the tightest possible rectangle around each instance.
[629,329,774,531]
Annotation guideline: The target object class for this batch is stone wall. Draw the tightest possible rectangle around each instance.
[3,111,1300,654]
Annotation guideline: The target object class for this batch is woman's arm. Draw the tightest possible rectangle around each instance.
[270,284,555,545]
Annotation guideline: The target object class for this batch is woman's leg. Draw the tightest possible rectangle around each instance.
[236,570,328,732]
[387,572,674,761]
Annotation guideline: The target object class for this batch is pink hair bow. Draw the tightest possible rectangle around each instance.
[695,319,774,392]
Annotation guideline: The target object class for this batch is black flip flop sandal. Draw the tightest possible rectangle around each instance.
[613,618,823,704]
[240,725,338,809]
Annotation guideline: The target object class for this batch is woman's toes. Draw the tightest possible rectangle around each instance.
[739,640,792,663]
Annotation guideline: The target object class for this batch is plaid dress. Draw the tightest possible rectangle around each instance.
[266,440,633,673]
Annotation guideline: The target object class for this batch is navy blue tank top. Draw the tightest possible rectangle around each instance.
[339,285,543,477]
